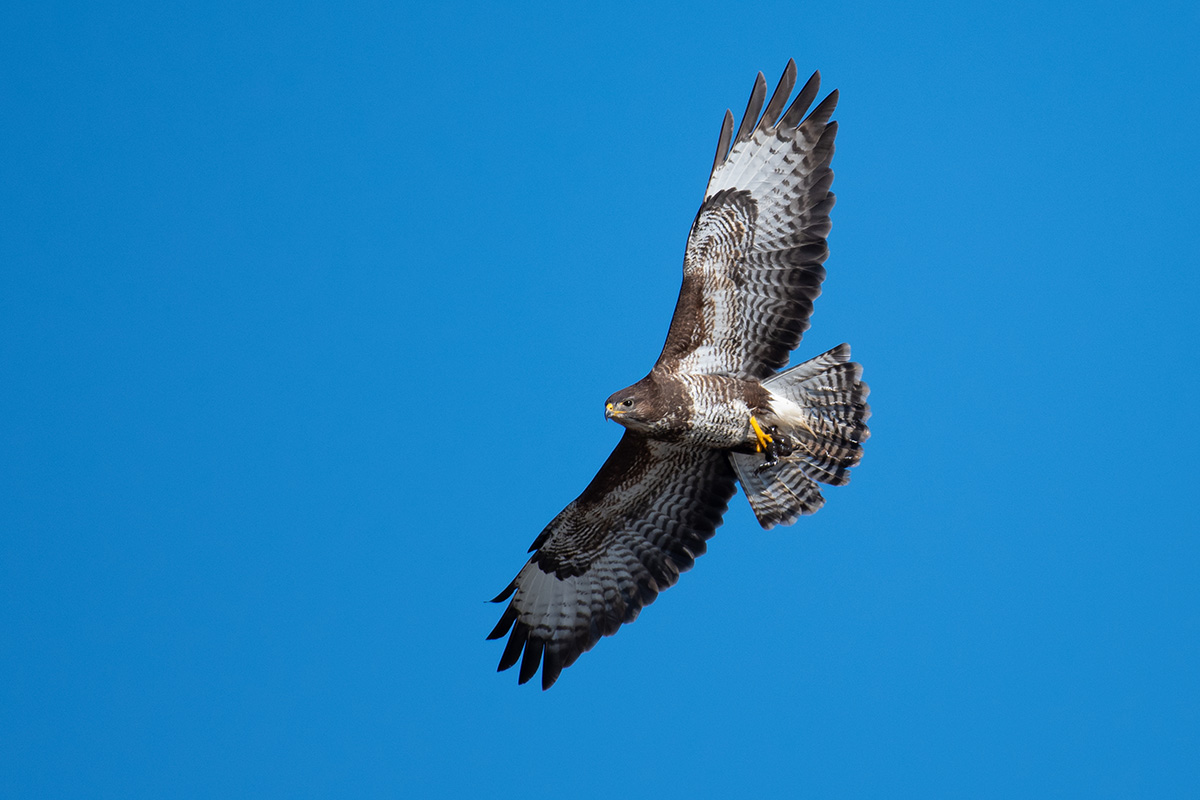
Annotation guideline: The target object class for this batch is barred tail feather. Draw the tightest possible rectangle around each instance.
[730,456,825,529]
[732,344,870,529]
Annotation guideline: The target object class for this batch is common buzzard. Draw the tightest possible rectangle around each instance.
[489,62,870,689]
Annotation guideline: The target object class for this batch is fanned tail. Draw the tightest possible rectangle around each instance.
[731,343,870,529]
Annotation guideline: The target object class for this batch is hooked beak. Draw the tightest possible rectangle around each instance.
[605,402,615,420]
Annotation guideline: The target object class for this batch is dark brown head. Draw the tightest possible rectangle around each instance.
[604,376,661,433]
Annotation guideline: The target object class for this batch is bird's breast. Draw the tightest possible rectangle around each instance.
[674,374,755,449]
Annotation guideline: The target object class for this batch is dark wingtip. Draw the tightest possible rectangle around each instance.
[780,69,821,129]
[497,621,528,672]
[540,648,563,690]
[517,638,543,685]
[489,581,517,604]
[732,71,767,147]
[708,109,735,184]
[757,59,798,133]
[805,89,839,127]
[486,605,517,640]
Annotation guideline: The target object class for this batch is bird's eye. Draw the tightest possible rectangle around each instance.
[622,399,634,408]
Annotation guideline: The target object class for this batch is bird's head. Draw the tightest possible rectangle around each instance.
[604,381,655,432]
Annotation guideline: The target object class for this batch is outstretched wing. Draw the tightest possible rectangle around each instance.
[657,61,838,381]
[488,433,737,689]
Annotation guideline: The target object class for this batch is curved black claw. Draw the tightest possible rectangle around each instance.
[769,426,795,458]
[755,427,795,473]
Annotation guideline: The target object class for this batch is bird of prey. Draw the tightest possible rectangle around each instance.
[488,61,870,689]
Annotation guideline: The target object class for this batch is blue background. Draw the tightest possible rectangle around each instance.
[3,1,1197,796]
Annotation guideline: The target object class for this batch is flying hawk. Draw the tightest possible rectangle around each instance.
[489,61,870,689]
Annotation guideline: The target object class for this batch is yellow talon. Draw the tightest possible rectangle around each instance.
[749,415,772,453]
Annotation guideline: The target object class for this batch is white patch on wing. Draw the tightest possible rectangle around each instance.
[674,199,753,375]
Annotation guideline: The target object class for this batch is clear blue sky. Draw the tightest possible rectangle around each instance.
[3,1,1198,797]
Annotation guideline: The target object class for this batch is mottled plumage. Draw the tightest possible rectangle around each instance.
[490,62,870,689]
